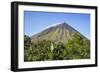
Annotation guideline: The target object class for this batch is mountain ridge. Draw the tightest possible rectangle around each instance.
[31,22,88,44]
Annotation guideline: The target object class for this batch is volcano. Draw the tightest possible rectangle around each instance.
[31,22,87,44]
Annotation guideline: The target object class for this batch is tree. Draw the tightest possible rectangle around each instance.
[64,32,90,59]
[30,40,52,61]
[24,35,32,61]
[53,42,65,60]
[24,35,31,50]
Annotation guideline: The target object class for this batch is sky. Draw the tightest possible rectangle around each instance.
[24,11,90,39]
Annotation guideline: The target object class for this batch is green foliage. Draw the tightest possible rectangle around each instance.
[65,33,90,59]
[53,42,65,60]
[24,35,32,61]
[24,32,90,62]
[24,35,31,50]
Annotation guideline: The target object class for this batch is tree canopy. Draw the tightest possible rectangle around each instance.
[24,32,90,62]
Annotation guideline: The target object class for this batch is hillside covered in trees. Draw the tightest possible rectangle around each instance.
[24,32,90,62]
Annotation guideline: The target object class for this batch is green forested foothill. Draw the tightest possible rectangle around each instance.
[24,32,90,62]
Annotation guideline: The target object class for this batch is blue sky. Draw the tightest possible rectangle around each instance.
[24,11,90,39]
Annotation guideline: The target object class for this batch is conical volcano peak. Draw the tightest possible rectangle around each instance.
[60,22,67,24]
[56,22,70,26]
[56,22,68,25]
[31,22,88,44]
[56,22,73,29]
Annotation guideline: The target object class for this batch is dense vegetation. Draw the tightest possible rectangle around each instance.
[24,32,90,62]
